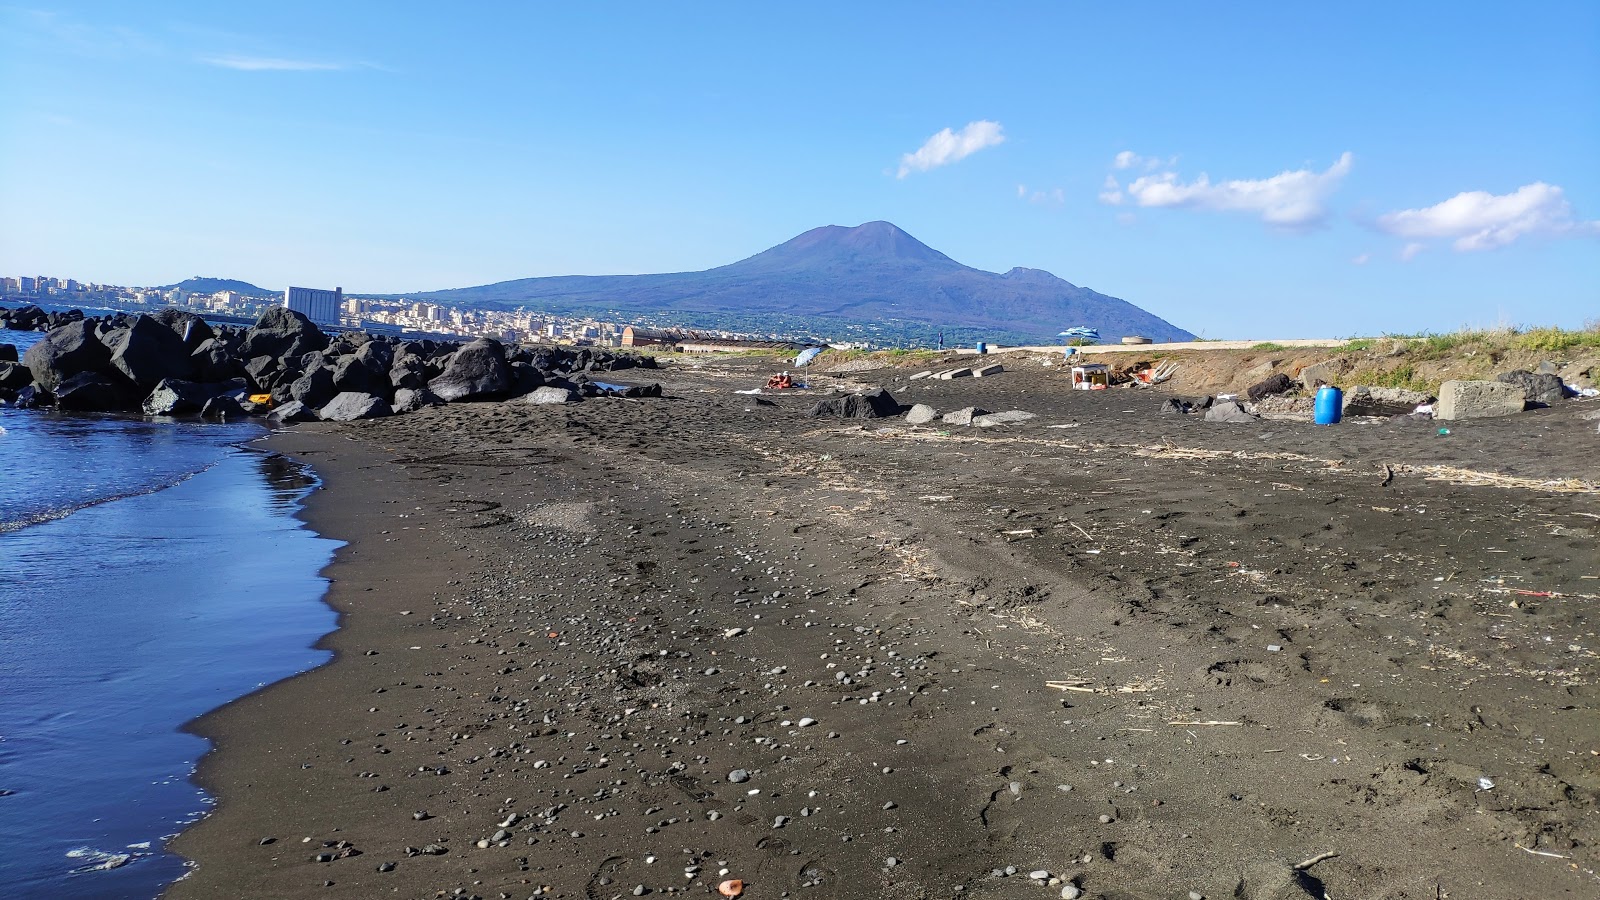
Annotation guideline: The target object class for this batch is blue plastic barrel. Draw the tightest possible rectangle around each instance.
[976,342,987,354]
[1313,385,1343,425]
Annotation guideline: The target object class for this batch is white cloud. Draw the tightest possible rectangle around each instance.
[1113,151,1175,171]
[1098,175,1124,206]
[897,120,1005,178]
[1117,152,1353,229]
[200,55,346,71]
[1016,183,1064,206]
[1400,243,1425,262]
[1375,182,1600,251]
[1351,253,1371,265]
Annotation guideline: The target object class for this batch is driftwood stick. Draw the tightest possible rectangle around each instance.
[1293,851,1340,871]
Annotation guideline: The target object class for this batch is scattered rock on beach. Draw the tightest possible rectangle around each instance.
[904,403,939,424]
[972,410,1036,427]
[523,385,579,405]
[266,400,317,425]
[809,387,901,419]
[940,406,990,426]
[1204,399,1259,423]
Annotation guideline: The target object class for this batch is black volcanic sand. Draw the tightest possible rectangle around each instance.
[167,357,1600,900]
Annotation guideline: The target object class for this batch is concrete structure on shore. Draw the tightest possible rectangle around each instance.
[283,286,343,327]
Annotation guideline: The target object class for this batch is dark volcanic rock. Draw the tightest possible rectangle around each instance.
[428,338,511,402]
[244,354,279,387]
[809,387,901,419]
[392,387,443,414]
[389,353,430,390]
[320,391,392,422]
[150,309,216,352]
[13,384,48,408]
[1246,373,1295,402]
[266,400,318,424]
[333,354,391,398]
[55,371,136,411]
[0,343,17,363]
[191,340,247,383]
[0,360,33,389]
[200,394,247,419]
[353,340,393,371]
[23,320,111,390]
[1496,369,1565,407]
[509,361,547,395]
[241,307,328,359]
[290,367,339,408]
[142,378,249,416]
[106,315,195,388]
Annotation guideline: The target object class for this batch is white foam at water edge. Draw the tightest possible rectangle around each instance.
[65,846,140,872]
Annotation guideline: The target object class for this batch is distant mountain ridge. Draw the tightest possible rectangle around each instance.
[164,277,278,296]
[408,221,1193,344]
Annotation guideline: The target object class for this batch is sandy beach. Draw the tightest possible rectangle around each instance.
[165,356,1599,900]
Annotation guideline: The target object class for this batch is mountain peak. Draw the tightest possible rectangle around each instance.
[726,221,958,271]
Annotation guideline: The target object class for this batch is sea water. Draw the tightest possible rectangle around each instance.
[0,328,341,898]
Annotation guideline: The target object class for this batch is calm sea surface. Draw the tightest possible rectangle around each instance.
[0,327,341,898]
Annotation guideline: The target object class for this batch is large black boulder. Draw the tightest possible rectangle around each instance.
[191,340,247,383]
[428,338,512,401]
[200,394,247,420]
[332,353,391,398]
[354,340,393,371]
[808,387,902,419]
[55,371,137,411]
[289,366,338,408]
[319,391,392,422]
[142,378,249,416]
[509,361,547,395]
[23,320,111,390]
[266,400,318,425]
[0,361,33,389]
[392,386,444,414]
[244,354,279,386]
[0,343,16,363]
[240,307,328,359]
[389,353,429,390]
[106,315,195,388]
[149,309,216,352]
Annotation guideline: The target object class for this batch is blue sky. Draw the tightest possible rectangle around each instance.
[2,2,1596,337]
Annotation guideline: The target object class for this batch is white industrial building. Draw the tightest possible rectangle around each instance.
[284,286,343,326]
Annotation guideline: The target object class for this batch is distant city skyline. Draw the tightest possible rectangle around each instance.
[2,2,1596,338]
